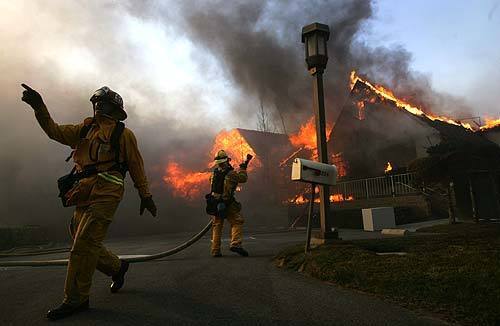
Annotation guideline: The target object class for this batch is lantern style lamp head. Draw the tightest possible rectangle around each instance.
[301,22,330,73]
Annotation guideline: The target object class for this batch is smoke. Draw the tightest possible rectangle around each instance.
[136,0,475,129]
[167,0,374,131]
[0,0,482,238]
[351,45,473,118]
[0,0,219,238]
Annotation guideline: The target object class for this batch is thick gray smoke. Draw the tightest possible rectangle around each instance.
[0,1,217,238]
[150,0,474,128]
[171,0,374,131]
[0,0,481,239]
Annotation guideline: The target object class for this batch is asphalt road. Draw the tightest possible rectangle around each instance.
[0,229,447,325]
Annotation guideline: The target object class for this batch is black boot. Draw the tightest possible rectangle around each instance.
[46,300,89,320]
[110,260,129,293]
[230,246,249,257]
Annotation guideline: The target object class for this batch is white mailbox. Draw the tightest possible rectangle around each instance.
[291,158,337,186]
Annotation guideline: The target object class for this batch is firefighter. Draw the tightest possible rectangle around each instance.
[20,84,158,320]
[210,150,249,257]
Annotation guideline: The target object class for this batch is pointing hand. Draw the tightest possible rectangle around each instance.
[21,83,44,110]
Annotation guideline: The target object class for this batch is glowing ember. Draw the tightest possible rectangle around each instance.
[356,101,365,120]
[384,162,393,173]
[480,118,500,131]
[162,162,211,199]
[209,129,261,170]
[288,194,309,205]
[350,71,475,131]
[289,117,333,159]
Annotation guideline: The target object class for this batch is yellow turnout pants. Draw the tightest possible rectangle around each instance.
[64,202,121,305]
[211,204,244,255]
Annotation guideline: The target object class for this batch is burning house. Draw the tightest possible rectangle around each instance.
[326,72,500,222]
[163,128,295,227]
[163,72,500,229]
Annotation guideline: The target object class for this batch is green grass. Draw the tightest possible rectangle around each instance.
[275,223,500,325]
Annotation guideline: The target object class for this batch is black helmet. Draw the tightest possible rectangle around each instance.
[90,86,127,120]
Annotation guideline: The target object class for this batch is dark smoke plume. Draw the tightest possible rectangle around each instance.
[139,0,474,131]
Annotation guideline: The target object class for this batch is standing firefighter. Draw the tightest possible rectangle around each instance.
[20,84,158,320]
[208,150,252,257]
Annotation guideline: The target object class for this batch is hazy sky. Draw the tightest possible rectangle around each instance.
[359,0,500,117]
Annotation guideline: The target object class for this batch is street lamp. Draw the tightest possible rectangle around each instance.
[301,22,337,241]
[302,22,330,74]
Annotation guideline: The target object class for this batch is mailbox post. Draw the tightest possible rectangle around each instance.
[291,158,337,253]
[305,183,316,253]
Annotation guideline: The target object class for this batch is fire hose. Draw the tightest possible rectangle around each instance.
[0,220,212,267]
[0,247,71,258]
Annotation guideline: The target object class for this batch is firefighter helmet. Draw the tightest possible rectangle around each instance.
[90,86,127,121]
[214,150,229,164]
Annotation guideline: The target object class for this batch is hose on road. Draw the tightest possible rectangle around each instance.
[0,248,71,258]
[0,220,212,267]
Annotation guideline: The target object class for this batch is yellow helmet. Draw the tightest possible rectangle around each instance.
[214,150,229,164]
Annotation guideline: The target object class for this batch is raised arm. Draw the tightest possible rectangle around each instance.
[21,84,81,148]
[222,168,248,202]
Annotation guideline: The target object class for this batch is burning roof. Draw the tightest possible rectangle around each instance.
[350,71,500,132]
[330,72,500,179]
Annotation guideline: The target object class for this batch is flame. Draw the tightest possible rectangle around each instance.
[289,117,333,159]
[356,101,365,120]
[162,162,211,199]
[349,70,357,91]
[288,193,353,204]
[384,162,393,173]
[350,71,476,131]
[480,118,500,131]
[330,194,354,202]
[331,152,347,177]
[288,194,309,205]
[209,129,261,170]
[163,128,261,200]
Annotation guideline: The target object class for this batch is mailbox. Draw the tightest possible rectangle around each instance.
[291,158,337,186]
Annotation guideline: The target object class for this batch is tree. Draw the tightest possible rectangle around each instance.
[256,99,278,133]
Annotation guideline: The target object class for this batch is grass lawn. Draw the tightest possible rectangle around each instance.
[275,222,500,325]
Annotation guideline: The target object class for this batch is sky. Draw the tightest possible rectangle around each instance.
[359,0,500,117]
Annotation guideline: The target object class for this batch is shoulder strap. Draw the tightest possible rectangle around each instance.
[110,122,125,163]
[79,119,94,139]
[65,119,94,162]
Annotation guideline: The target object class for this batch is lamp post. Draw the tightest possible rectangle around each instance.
[301,22,337,240]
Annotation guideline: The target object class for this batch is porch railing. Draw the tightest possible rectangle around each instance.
[331,173,419,201]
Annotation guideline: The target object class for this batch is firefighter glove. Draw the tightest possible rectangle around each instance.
[140,196,157,217]
[239,154,253,169]
[21,84,44,110]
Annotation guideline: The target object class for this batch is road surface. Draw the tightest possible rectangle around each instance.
[0,229,446,325]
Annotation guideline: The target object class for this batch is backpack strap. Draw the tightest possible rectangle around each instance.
[79,124,93,139]
[110,121,125,163]
[65,119,94,162]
